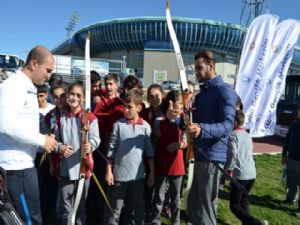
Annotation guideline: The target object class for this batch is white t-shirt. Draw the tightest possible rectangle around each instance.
[39,103,55,116]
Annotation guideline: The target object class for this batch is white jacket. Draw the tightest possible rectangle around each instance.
[0,71,45,170]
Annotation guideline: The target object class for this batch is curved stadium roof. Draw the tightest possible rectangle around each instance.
[53,17,300,66]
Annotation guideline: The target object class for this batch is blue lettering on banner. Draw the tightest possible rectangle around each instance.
[247,38,269,125]
[264,44,291,129]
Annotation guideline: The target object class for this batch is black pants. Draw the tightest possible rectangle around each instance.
[35,153,58,224]
[6,167,42,225]
[229,179,261,225]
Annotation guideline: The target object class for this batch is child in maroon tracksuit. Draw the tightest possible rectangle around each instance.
[141,84,165,221]
[151,90,187,225]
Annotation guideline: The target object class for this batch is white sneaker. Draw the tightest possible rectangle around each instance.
[261,220,269,225]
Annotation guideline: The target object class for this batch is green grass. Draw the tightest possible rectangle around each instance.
[73,154,299,225]
[161,154,300,225]
[217,154,299,225]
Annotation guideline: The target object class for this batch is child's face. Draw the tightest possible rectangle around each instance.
[148,88,164,109]
[67,86,84,111]
[37,92,48,107]
[124,101,142,121]
[188,84,195,101]
[173,96,183,112]
[105,79,118,97]
[91,80,101,95]
[52,88,67,110]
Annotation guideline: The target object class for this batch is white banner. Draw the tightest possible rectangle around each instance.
[235,14,279,131]
[251,19,300,137]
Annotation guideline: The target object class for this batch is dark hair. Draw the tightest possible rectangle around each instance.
[181,80,195,92]
[236,95,244,111]
[68,80,84,96]
[123,75,143,91]
[50,81,68,95]
[91,70,101,84]
[194,50,215,64]
[188,80,195,87]
[123,89,143,105]
[235,110,245,126]
[104,73,119,83]
[147,84,164,99]
[161,90,181,114]
[36,84,47,94]
[25,45,51,66]
[49,73,63,87]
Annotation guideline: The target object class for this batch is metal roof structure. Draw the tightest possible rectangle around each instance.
[52,16,300,67]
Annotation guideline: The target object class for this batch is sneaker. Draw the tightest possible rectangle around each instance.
[161,206,171,219]
[294,208,300,217]
[280,199,297,207]
[260,220,269,225]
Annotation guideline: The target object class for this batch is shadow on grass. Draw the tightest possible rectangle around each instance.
[219,189,293,213]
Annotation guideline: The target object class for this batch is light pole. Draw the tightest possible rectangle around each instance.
[122,55,127,73]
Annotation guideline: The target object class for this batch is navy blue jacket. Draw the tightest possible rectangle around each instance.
[193,75,238,163]
[282,120,300,161]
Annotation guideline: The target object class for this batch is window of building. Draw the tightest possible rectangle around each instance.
[225,55,237,64]
[183,55,194,62]
[227,74,236,79]
[114,54,123,60]
[214,53,224,63]
[135,53,144,60]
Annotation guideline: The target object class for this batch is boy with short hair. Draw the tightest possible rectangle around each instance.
[92,74,125,223]
[91,70,104,111]
[35,84,56,223]
[105,90,155,225]
[37,84,56,117]
[93,73,124,153]
[227,110,268,225]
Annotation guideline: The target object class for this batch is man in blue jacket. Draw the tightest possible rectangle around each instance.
[188,50,237,225]
[169,50,237,225]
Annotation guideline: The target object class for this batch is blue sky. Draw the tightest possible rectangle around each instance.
[1,0,299,60]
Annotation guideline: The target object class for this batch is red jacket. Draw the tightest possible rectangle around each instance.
[154,117,185,176]
[93,95,125,153]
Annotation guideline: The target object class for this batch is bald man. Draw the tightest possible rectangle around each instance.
[0,46,57,225]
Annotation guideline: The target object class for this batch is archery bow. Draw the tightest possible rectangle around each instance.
[165,0,249,199]
[71,31,91,225]
[71,32,114,225]
[166,0,195,208]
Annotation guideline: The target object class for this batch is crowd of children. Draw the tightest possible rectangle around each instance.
[36,71,198,225]
[35,70,272,225]
[1,47,295,225]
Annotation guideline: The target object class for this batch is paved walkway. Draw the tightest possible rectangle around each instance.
[253,135,284,155]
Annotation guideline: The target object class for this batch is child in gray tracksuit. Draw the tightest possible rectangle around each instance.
[226,110,267,225]
[54,81,100,225]
[105,90,155,225]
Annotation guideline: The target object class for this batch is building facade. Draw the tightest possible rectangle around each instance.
[52,17,300,87]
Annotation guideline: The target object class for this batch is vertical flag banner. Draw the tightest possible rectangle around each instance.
[235,14,279,133]
[252,19,300,137]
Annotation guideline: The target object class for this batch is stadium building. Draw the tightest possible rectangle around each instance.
[52,17,300,87]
